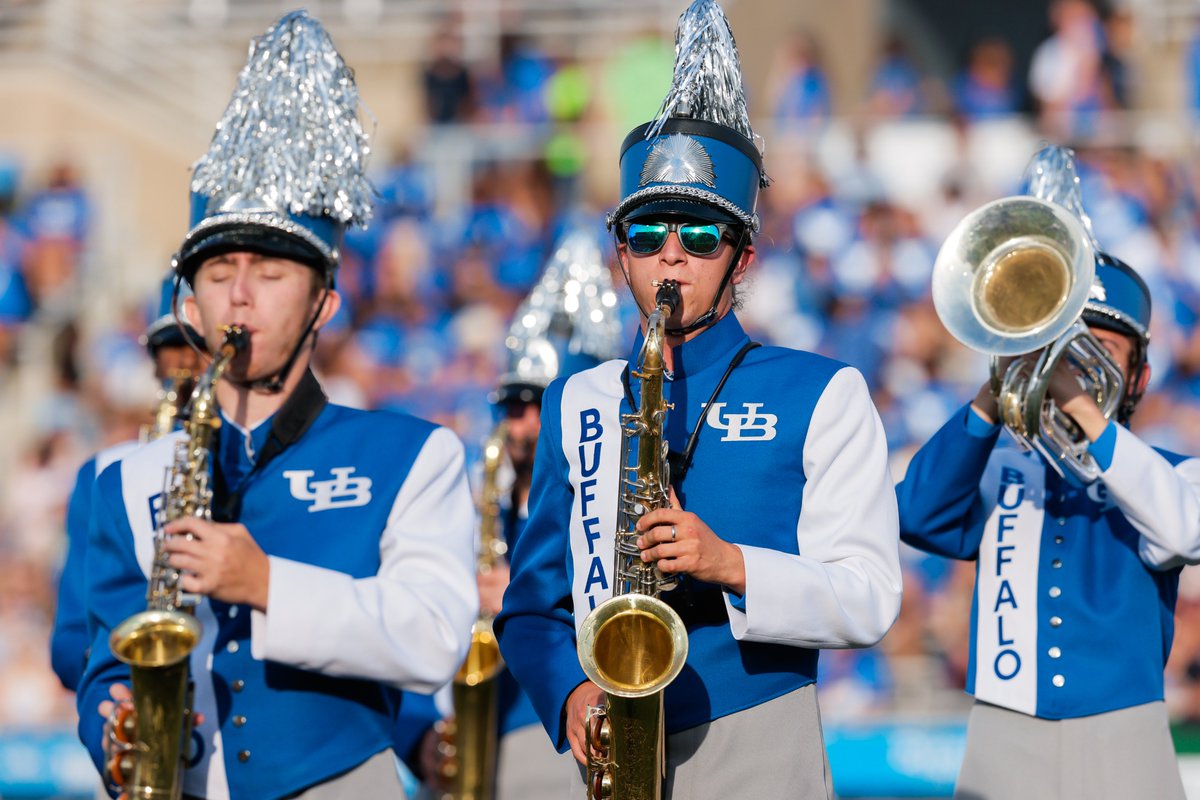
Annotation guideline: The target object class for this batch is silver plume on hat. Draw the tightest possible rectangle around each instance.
[501,230,622,391]
[1023,144,1100,253]
[190,10,373,227]
[647,0,768,187]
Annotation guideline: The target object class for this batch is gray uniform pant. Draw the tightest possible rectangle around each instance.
[568,683,832,800]
[182,748,406,800]
[496,723,579,799]
[954,700,1185,800]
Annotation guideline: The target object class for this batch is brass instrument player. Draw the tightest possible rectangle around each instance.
[494,3,902,798]
[75,12,477,799]
[898,148,1200,800]
[51,275,206,695]
[410,230,618,800]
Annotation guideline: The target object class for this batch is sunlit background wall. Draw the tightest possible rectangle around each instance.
[1,0,1200,796]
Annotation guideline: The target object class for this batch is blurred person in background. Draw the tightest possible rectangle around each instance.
[496,3,901,797]
[767,30,832,132]
[20,161,88,311]
[1029,0,1106,138]
[897,149,1199,799]
[0,158,32,369]
[50,278,206,693]
[75,13,477,798]
[951,38,1021,122]
[867,35,930,118]
[423,21,475,126]
[413,230,618,799]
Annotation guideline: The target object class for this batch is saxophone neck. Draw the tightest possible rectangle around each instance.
[187,325,249,430]
[477,421,509,572]
[641,279,680,380]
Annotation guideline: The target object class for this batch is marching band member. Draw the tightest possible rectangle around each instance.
[897,150,1200,800]
[50,278,205,692]
[494,3,902,797]
[75,12,476,798]
[418,230,619,799]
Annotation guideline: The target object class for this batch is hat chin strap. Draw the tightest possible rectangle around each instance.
[251,275,332,394]
[616,227,749,337]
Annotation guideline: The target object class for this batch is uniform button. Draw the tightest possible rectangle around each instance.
[228,606,239,618]
[1054,536,1064,544]
[1050,616,1062,627]
[1057,518,1066,526]
[238,750,251,762]
[227,641,240,654]
[1052,674,1065,688]
[232,680,245,692]
[1052,559,1063,569]
[1048,586,1062,598]
[1049,647,1062,659]
[233,715,247,727]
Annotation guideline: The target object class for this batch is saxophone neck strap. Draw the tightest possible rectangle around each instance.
[213,369,328,521]
[620,339,760,484]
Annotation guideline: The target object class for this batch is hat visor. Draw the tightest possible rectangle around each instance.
[177,222,328,283]
[491,381,546,407]
[621,198,739,225]
[143,322,204,353]
[1082,306,1147,341]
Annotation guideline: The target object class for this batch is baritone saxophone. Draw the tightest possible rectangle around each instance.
[106,325,247,800]
[576,279,689,800]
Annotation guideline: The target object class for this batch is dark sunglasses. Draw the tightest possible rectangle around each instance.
[621,220,729,257]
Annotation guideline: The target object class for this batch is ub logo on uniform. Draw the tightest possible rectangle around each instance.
[704,402,778,441]
[283,467,373,512]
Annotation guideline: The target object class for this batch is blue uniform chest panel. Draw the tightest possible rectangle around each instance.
[222,405,435,577]
[653,346,842,557]
[626,346,845,730]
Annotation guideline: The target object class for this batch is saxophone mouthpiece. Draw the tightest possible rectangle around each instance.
[221,325,250,354]
[652,280,681,315]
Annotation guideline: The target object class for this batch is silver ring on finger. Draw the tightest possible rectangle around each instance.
[671,525,677,540]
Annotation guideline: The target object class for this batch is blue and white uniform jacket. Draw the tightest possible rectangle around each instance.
[897,404,1200,719]
[52,441,138,692]
[495,313,902,751]
[77,391,478,800]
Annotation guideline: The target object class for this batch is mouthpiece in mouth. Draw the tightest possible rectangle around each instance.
[652,280,681,315]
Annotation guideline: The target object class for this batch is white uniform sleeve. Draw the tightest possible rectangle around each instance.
[724,367,902,648]
[1100,425,1200,571]
[250,427,479,691]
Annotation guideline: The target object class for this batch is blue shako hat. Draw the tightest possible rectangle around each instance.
[142,271,202,354]
[607,0,768,232]
[1083,253,1151,344]
[493,229,622,406]
[1084,252,1152,421]
[174,10,373,284]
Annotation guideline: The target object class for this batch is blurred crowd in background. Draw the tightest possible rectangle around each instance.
[3,0,1200,751]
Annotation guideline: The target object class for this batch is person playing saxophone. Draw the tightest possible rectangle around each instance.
[51,273,206,695]
[75,12,477,799]
[493,3,901,797]
[408,230,618,799]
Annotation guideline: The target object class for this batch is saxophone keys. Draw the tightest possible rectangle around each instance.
[589,768,613,800]
[586,708,611,754]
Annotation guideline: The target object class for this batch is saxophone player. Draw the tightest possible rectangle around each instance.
[494,3,901,798]
[409,231,617,799]
[51,275,206,694]
[76,12,477,799]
